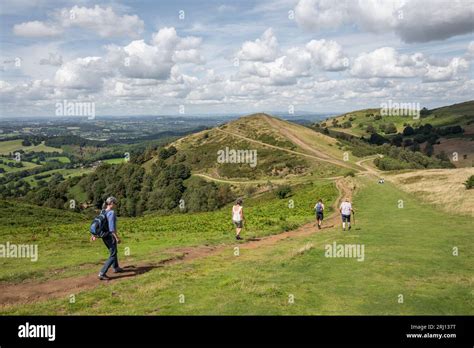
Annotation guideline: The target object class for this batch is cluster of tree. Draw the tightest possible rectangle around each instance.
[0,179,32,198]
[19,150,68,164]
[74,157,233,216]
[13,147,234,216]
[374,144,454,170]
[45,135,106,148]
[0,162,63,186]
[321,129,453,170]
[21,136,44,147]
[0,159,23,168]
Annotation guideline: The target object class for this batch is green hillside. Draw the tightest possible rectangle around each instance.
[145,113,359,182]
[2,176,471,315]
[320,100,474,137]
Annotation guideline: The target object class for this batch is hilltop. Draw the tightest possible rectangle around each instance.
[145,113,361,181]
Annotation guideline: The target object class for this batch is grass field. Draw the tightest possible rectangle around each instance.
[22,167,93,186]
[46,156,71,164]
[0,181,337,286]
[0,157,39,174]
[103,158,127,164]
[0,140,61,155]
[1,176,471,315]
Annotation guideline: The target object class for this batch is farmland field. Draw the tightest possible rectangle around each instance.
[0,140,61,155]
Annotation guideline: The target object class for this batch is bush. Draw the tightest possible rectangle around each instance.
[274,185,292,199]
[384,123,397,134]
[464,175,474,189]
[344,170,356,177]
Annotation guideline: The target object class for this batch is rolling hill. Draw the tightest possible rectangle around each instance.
[145,113,362,182]
[317,101,474,167]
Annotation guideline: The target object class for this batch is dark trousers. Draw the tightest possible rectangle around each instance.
[100,233,119,275]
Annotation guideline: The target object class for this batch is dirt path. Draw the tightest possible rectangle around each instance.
[0,178,354,309]
[193,173,287,185]
[356,155,383,178]
[263,116,362,171]
[217,127,357,171]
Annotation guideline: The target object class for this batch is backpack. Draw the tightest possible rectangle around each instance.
[315,203,323,213]
[89,210,110,238]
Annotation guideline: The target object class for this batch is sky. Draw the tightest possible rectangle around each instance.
[0,0,473,117]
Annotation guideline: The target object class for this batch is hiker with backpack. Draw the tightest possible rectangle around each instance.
[339,198,355,231]
[90,196,123,280]
[314,199,325,229]
[232,198,244,240]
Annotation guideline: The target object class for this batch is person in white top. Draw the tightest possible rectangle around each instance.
[339,198,354,231]
[232,198,244,240]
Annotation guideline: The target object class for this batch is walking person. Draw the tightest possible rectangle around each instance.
[92,197,123,280]
[339,198,354,231]
[232,198,244,240]
[314,199,325,229]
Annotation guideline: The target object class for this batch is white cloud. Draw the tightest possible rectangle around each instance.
[13,21,62,37]
[305,39,348,71]
[54,57,108,90]
[423,57,469,82]
[13,5,144,39]
[351,47,426,78]
[39,52,63,66]
[107,27,204,80]
[237,28,279,62]
[58,5,144,38]
[466,41,474,60]
[294,0,474,43]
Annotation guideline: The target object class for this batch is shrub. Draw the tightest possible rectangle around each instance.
[344,170,356,177]
[274,185,292,199]
[464,175,474,189]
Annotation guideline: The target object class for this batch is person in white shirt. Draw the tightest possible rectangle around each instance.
[232,198,244,240]
[339,198,354,231]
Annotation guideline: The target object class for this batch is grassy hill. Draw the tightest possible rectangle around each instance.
[321,100,474,137]
[145,113,360,182]
[318,101,474,168]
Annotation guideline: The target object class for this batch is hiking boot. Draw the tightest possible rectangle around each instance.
[349,226,352,230]
[318,224,321,230]
[98,273,110,281]
[236,235,242,240]
[113,267,124,273]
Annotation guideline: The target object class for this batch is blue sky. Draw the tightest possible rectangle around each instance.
[0,0,473,117]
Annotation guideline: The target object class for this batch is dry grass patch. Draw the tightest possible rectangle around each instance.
[387,168,474,216]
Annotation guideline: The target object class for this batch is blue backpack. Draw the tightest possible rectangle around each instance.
[89,210,109,238]
[315,203,323,213]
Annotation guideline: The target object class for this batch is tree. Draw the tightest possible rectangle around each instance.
[369,133,389,145]
[420,107,430,117]
[423,143,434,157]
[384,123,397,134]
[366,125,376,134]
[274,185,292,199]
[391,134,403,147]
